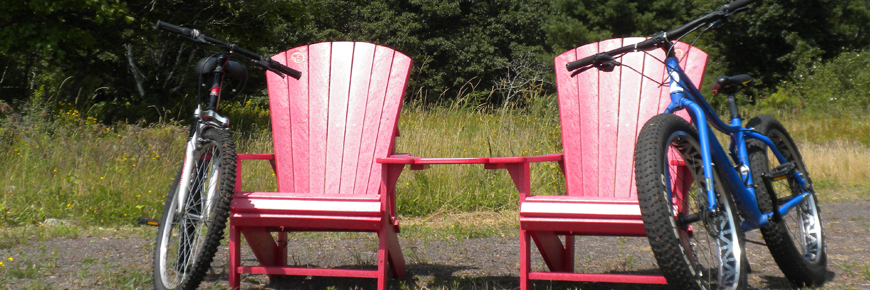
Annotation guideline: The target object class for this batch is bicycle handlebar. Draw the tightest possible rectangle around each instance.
[155,20,302,79]
[566,0,759,71]
[725,0,759,10]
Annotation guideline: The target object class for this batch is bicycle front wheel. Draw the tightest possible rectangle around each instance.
[747,114,826,287]
[635,113,747,290]
[153,128,236,290]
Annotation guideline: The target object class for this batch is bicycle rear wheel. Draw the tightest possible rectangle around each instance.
[747,114,826,287]
[635,113,747,290]
[153,128,236,290]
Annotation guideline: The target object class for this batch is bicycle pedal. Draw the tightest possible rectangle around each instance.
[137,217,160,227]
[762,162,795,181]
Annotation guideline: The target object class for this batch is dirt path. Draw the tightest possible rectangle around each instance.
[1,201,868,289]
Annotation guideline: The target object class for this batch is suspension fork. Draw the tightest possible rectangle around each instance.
[664,67,721,212]
[175,110,202,215]
[681,100,721,212]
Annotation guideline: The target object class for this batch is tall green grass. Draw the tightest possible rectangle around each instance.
[1,88,868,228]
[0,101,184,227]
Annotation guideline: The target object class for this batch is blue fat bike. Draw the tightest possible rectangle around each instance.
[566,0,826,289]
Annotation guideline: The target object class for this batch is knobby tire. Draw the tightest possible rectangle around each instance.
[635,113,747,290]
[152,128,236,290]
[746,114,827,287]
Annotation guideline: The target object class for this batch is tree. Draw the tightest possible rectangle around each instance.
[711,0,870,95]
[0,0,134,102]
[284,0,551,104]
[543,0,700,53]
[0,0,306,122]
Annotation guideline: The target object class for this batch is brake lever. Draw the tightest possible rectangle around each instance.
[592,54,620,72]
[708,18,728,31]
[707,5,751,31]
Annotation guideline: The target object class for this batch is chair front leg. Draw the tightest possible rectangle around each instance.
[228,225,241,290]
[520,228,532,290]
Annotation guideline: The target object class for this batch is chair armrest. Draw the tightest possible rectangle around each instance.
[482,153,564,198]
[238,153,276,161]
[235,154,277,193]
[376,154,418,164]
[485,153,563,169]
[377,155,490,170]
[237,153,277,173]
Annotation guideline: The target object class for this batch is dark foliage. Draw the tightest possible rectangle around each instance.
[1,0,868,123]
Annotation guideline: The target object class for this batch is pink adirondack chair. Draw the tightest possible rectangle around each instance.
[485,37,708,288]
[229,42,412,290]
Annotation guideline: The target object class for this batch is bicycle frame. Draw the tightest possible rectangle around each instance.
[661,54,812,231]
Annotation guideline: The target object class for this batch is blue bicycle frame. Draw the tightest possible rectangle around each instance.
[661,56,812,231]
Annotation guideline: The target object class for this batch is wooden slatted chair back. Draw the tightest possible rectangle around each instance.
[553,37,708,199]
[265,42,412,196]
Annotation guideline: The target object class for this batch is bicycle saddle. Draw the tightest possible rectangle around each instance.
[195,56,248,82]
[711,74,752,95]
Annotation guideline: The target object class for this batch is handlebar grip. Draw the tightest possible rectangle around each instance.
[725,0,759,10]
[155,21,192,37]
[269,59,302,79]
[566,55,595,71]
[565,39,654,71]
[281,66,303,79]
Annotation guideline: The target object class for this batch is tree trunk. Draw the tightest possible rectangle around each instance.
[125,44,146,97]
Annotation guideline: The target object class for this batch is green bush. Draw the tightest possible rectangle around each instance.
[763,48,870,114]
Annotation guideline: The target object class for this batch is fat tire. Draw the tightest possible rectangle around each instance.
[152,128,236,290]
[635,113,747,290]
[746,114,827,287]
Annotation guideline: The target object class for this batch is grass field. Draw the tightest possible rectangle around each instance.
[1,95,870,289]
[1,95,869,230]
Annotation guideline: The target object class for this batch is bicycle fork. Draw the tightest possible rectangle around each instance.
[174,106,222,222]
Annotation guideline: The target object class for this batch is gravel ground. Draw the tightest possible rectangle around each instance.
[1,201,868,289]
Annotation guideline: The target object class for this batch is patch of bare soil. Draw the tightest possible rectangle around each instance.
[1,201,868,289]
